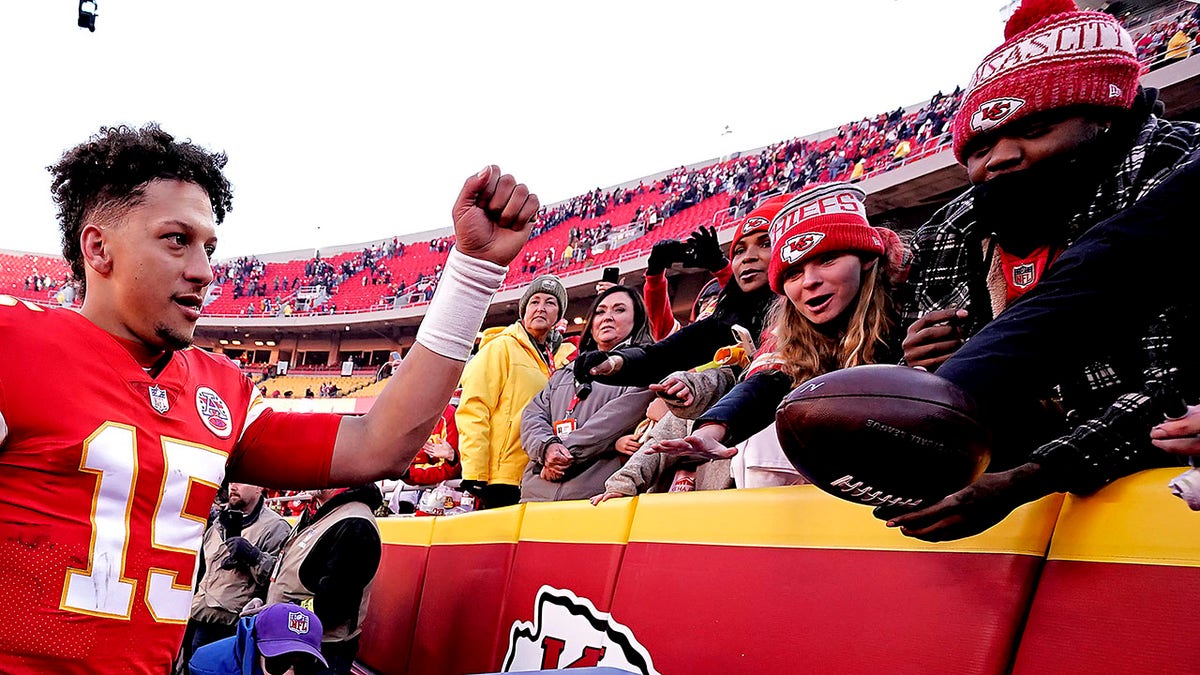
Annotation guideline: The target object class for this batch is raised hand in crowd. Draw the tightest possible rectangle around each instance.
[646,239,687,276]
[452,165,540,267]
[648,423,738,461]
[650,375,695,408]
[1151,405,1200,455]
[683,226,728,272]
[902,308,969,371]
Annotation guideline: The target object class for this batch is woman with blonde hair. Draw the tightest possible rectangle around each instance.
[649,182,908,462]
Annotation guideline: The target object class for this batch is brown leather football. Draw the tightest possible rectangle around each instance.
[775,364,991,509]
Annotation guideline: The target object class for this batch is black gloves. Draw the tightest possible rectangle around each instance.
[459,480,488,496]
[684,226,728,272]
[646,239,686,276]
[220,536,262,570]
[572,350,611,384]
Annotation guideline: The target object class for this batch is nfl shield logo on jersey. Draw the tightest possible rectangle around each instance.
[196,386,233,438]
[1012,263,1036,289]
[148,385,170,414]
[288,611,310,635]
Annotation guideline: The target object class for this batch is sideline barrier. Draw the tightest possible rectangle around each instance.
[608,487,1061,675]
[496,498,638,671]
[357,518,435,675]
[357,470,1197,674]
[1013,468,1200,674]
[407,504,526,675]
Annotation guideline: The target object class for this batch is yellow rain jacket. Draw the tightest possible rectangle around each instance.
[456,323,570,486]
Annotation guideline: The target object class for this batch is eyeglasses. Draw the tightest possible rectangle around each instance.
[576,381,593,401]
[262,653,321,675]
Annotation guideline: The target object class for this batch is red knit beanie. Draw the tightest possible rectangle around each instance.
[952,0,1141,164]
[729,194,792,257]
[767,183,886,294]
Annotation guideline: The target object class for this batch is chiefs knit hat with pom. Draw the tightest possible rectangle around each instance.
[767,183,905,294]
[952,0,1141,164]
[728,194,793,257]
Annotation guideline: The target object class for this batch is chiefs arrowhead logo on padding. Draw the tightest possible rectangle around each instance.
[503,586,659,674]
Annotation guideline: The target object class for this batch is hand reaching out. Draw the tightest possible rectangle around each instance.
[650,375,695,408]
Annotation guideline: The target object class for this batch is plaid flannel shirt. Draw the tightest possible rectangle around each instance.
[899,111,1200,493]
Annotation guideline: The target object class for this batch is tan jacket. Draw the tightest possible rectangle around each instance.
[190,501,290,625]
[267,499,379,643]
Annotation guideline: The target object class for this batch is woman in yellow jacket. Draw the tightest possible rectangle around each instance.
[456,275,571,509]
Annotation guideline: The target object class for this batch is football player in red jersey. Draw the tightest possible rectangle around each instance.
[0,124,537,672]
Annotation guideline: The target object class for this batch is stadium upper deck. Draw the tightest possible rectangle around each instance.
[4,19,1200,347]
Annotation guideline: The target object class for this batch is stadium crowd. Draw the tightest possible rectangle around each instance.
[11,1,1200,673]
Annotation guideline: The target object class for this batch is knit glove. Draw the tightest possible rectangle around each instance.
[219,536,262,570]
[646,239,686,276]
[684,226,728,272]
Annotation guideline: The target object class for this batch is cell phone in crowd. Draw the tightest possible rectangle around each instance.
[222,509,244,539]
[602,267,620,285]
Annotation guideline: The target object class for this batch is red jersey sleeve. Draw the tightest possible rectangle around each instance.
[227,408,342,489]
[643,272,677,341]
[713,261,733,288]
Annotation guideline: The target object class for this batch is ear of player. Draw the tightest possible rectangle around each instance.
[451,165,540,268]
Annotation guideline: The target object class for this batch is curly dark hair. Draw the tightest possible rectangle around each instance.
[48,123,234,291]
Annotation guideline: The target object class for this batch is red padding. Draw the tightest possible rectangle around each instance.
[1014,560,1200,674]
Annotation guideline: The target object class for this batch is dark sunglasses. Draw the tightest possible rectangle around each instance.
[263,653,321,675]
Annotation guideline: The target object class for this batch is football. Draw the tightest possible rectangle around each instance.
[775,364,991,509]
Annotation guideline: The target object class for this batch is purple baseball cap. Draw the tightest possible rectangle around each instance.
[254,603,328,666]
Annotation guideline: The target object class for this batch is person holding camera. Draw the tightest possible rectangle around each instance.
[186,483,291,660]
[576,195,791,389]
[642,225,733,341]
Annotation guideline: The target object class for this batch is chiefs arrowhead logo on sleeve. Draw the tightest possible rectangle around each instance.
[503,586,659,674]
[196,386,233,438]
[779,232,825,264]
[970,97,1025,132]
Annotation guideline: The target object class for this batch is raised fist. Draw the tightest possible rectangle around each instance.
[452,165,540,267]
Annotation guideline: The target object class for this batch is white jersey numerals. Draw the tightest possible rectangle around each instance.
[60,422,226,623]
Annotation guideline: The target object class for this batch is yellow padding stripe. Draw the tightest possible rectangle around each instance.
[518,497,637,544]
[627,485,1062,555]
[428,502,525,545]
[1049,468,1200,567]
[378,516,435,546]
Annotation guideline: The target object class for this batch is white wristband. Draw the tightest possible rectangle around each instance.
[416,247,508,361]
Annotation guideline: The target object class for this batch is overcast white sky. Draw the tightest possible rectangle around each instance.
[0,1,1007,259]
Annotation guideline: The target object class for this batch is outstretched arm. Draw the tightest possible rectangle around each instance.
[329,166,538,484]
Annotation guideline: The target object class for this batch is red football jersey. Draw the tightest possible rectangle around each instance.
[0,298,331,672]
